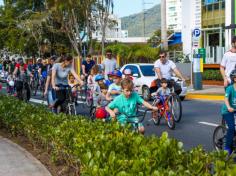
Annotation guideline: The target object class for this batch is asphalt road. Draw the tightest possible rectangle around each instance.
[1,83,223,152]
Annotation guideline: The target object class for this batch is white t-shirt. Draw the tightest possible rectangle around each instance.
[221,51,236,82]
[154,59,177,80]
[102,58,117,75]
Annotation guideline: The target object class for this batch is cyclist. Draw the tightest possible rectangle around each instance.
[82,54,95,79]
[9,58,16,74]
[153,50,185,95]
[93,74,105,106]
[123,68,133,80]
[51,55,83,113]
[102,49,118,79]
[13,58,32,101]
[106,70,122,101]
[105,72,113,87]
[221,69,236,155]
[44,58,57,111]
[106,78,158,134]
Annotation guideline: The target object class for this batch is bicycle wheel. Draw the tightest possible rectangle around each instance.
[213,125,227,151]
[68,104,77,115]
[86,92,93,107]
[89,107,96,120]
[165,110,175,130]
[152,111,160,125]
[169,94,182,122]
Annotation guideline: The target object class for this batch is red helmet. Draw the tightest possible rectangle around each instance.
[95,107,107,119]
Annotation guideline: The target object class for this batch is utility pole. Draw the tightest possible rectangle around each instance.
[161,0,168,50]
[142,0,153,38]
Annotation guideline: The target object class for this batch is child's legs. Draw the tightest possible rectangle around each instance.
[223,113,235,150]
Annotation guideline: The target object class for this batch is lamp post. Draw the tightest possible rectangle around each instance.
[161,0,168,50]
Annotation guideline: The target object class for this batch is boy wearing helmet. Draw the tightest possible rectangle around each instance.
[106,70,122,101]
[221,69,236,155]
[93,74,105,106]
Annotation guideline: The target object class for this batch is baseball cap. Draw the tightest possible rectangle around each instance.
[111,70,122,78]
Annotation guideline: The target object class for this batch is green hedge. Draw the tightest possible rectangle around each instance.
[202,69,223,81]
[0,95,235,175]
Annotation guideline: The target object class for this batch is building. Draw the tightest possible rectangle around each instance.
[92,15,128,41]
[182,0,202,56]
[201,0,225,64]
[225,0,236,50]
[166,0,182,32]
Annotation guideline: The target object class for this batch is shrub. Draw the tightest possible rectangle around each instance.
[202,69,223,81]
[0,95,235,175]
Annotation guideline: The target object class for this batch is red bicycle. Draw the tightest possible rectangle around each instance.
[151,94,175,129]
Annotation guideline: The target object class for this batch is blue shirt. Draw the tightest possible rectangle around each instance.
[82,60,95,74]
[221,85,236,115]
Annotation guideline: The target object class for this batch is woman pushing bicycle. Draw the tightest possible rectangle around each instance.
[51,55,83,113]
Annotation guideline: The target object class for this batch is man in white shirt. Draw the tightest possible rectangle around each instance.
[102,49,117,79]
[220,36,236,88]
[153,50,185,95]
[154,50,185,81]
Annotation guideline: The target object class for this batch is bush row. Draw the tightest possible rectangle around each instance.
[202,69,223,81]
[0,95,235,175]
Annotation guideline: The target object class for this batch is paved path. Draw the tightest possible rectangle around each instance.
[0,136,51,176]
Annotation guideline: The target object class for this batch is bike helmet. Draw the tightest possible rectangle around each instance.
[230,69,236,83]
[95,107,107,119]
[124,68,132,75]
[95,74,104,82]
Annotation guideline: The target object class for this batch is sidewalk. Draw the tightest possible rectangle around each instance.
[0,136,51,176]
[186,85,224,101]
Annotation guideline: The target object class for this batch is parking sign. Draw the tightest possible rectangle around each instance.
[193,28,201,38]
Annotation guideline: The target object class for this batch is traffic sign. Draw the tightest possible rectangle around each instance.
[193,28,201,38]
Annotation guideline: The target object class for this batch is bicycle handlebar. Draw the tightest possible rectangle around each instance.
[115,109,153,123]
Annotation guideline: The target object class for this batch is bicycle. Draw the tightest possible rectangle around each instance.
[15,73,31,102]
[213,116,236,151]
[115,109,153,133]
[151,94,175,130]
[56,84,80,115]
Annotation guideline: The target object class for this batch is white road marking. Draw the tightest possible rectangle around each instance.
[198,121,219,127]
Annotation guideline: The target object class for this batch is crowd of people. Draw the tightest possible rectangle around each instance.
[0,49,187,134]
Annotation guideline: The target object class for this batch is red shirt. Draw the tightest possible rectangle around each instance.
[15,63,28,71]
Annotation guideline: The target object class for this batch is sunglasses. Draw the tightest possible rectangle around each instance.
[159,55,165,58]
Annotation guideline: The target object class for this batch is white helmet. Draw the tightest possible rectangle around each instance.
[124,68,132,75]
[9,80,14,87]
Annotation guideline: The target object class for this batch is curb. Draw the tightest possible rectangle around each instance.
[0,136,52,176]
[186,93,224,101]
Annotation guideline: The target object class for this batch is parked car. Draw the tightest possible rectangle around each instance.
[120,63,187,101]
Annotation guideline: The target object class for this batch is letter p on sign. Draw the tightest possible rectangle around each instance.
[193,28,201,38]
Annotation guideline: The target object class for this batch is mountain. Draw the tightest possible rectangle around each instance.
[121,4,161,37]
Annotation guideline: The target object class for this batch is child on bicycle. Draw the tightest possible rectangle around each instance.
[106,78,158,134]
[221,69,236,155]
[151,78,171,103]
[87,65,99,88]
[93,74,105,106]
[106,70,122,101]
[97,83,109,107]
[105,72,113,87]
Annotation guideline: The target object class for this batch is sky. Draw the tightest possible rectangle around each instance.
[0,0,161,18]
[114,0,160,17]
